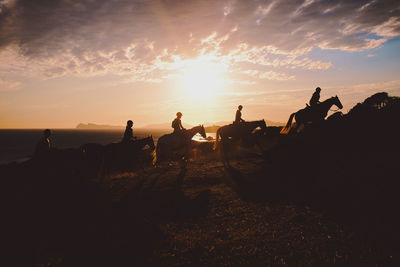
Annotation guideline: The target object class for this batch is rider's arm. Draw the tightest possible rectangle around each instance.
[235,110,240,122]
[179,120,185,130]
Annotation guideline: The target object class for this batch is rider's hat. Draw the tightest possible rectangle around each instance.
[316,87,321,92]
[238,105,243,109]
[176,112,182,117]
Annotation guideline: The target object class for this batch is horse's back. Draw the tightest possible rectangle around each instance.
[157,133,171,145]
[219,124,233,134]
[156,133,186,156]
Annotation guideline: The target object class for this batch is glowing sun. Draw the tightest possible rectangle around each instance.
[179,57,226,102]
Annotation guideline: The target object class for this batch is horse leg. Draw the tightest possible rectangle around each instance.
[221,138,231,167]
[255,137,265,154]
[180,147,189,169]
[296,123,305,133]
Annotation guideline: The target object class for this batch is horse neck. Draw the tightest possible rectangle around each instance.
[142,137,151,145]
[246,120,264,130]
[187,126,202,138]
[321,97,337,112]
[136,137,149,145]
[144,137,154,148]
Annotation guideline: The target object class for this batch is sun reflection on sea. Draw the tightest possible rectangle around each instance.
[192,132,216,142]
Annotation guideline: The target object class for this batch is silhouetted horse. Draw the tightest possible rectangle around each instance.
[155,125,206,165]
[82,136,155,177]
[280,96,343,134]
[215,120,267,149]
[215,120,267,163]
[31,147,85,178]
[103,136,155,175]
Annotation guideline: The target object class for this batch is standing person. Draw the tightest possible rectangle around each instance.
[122,120,135,143]
[34,129,51,157]
[309,87,321,108]
[234,105,245,125]
[172,112,186,134]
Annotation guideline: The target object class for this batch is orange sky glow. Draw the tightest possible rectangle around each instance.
[0,0,400,128]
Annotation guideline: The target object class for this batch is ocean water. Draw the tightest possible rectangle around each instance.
[0,129,215,164]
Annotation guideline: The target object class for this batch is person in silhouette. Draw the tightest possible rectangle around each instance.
[172,112,186,134]
[234,105,245,125]
[122,120,136,143]
[34,129,51,157]
[309,87,321,108]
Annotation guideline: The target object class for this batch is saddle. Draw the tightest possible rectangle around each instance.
[305,103,320,113]
[172,130,190,147]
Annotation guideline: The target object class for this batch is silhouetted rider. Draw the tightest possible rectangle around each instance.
[309,87,321,107]
[172,112,186,134]
[122,120,136,143]
[234,105,245,125]
[34,129,51,157]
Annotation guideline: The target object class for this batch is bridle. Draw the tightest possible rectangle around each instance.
[329,97,342,112]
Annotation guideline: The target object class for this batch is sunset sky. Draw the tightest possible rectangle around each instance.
[1,0,400,128]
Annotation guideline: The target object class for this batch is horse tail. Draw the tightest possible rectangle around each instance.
[214,128,221,150]
[280,113,296,134]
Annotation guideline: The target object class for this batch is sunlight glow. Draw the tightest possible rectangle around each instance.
[178,56,227,103]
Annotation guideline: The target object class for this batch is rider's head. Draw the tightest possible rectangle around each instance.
[316,87,321,93]
[127,120,133,127]
[176,112,182,118]
[43,129,51,138]
[238,105,243,110]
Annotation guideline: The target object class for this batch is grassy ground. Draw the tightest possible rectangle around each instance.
[105,156,395,266]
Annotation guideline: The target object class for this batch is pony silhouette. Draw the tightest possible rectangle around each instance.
[215,120,267,164]
[155,125,206,165]
[81,136,155,177]
[280,96,343,134]
[215,120,267,149]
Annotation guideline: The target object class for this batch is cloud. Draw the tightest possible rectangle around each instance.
[343,79,400,95]
[324,79,400,112]
[242,69,295,81]
[0,77,20,91]
[0,0,399,81]
[372,17,400,38]
[225,43,332,70]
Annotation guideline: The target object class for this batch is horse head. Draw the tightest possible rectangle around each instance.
[199,124,207,138]
[334,95,343,109]
[260,119,267,130]
[187,125,207,139]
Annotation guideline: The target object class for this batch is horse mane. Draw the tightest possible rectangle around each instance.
[187,125,202,133]
[322,96,336,103]
[245,119,266,128]
[189,125,203,130]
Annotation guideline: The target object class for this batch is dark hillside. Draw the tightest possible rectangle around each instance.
[230,92,400,249]
[1,92,399,266]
